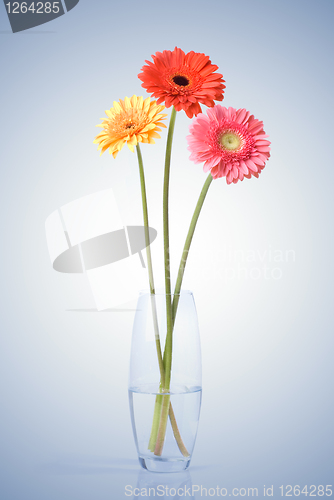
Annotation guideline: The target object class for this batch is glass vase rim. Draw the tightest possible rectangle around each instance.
[139,289,193,297]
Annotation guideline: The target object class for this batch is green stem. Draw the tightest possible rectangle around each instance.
[163,106,177,386]
[163,107,177,296]
[136,145,164,448]
[172,173,213,320]
[136,145,163,447]
[155,173,213,456]
[136,144,156,296]
[148,394,164,451]
[136,144,164,376]
[154,107,177,456]
[136,143,189,457]
[158,174,213,456]
[136,144,164,373]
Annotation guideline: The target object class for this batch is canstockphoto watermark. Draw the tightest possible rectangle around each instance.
[193,245,296,281]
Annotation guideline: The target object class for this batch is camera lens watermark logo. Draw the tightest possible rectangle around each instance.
[3,0,80,33]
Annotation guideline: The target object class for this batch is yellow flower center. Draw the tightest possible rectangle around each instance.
[107,112,143,137]
[220,132,241,150]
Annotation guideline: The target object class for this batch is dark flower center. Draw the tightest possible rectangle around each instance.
[172,75,190,87]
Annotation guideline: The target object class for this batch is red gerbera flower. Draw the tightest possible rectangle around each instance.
[138,47,226,118]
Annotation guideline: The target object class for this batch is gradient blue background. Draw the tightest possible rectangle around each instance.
[0,0,333,498]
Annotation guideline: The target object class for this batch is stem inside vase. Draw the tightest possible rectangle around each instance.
[136,142,189,458]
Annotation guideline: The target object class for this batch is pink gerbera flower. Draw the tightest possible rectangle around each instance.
[138,47,225,118]
[187,106,271,184]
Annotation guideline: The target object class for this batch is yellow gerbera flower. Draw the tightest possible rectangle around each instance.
[94,95,167,158]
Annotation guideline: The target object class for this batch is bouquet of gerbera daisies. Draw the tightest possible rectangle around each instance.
[94,47,271,461]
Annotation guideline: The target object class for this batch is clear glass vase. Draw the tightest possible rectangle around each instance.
[129,291,202,473]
